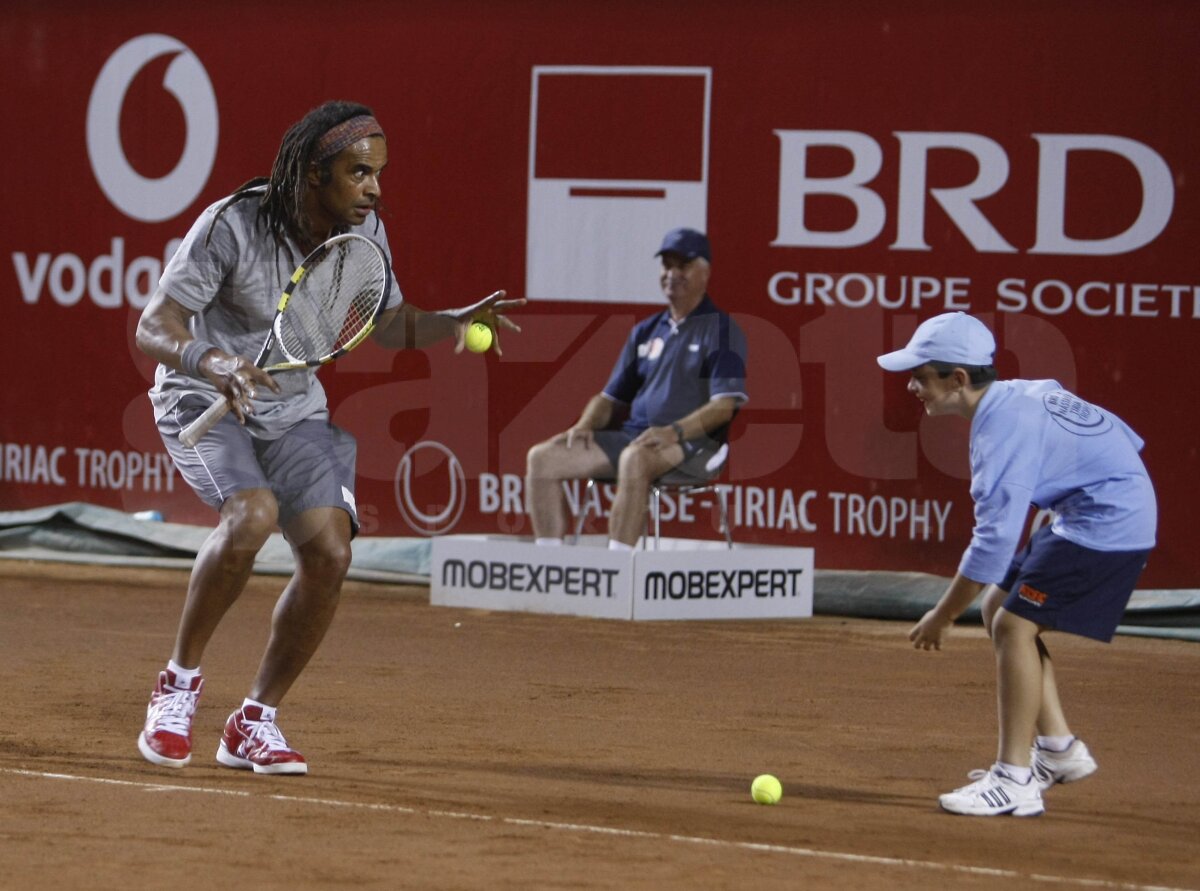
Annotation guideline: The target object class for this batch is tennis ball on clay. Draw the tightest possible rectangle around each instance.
[751,774,783,805]
[465,321,494,353]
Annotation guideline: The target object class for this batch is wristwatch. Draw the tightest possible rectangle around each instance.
[671,422,686,444]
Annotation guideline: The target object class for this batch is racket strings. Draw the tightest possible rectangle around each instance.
[278,240,386,362]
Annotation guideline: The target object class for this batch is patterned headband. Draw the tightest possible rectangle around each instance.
[313,115,385,162]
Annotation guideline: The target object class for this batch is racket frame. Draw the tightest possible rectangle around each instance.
[178,233,391,448]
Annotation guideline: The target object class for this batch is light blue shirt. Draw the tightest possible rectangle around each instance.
[959,379,1157,583]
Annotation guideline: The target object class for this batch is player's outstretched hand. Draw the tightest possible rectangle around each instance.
[449,290,526,355]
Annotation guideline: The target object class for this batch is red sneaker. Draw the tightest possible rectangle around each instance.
[137,669,203,768]
[215,705,308,775]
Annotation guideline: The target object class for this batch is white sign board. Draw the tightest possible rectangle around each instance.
[431,537,814,623]
[431,537,634,620]
[632,547,813,620]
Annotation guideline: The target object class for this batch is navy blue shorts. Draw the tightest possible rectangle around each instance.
[591,430,726,483]
[158,395,360,535]
[999,525,1150,642]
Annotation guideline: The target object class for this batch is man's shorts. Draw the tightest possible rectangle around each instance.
[999,524,1150,642]
[591,429,726,482]
[158,395,360,535]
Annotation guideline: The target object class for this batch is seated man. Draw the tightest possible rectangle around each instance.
[526,228,749,549]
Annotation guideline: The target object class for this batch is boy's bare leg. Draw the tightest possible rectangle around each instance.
[1034,637,1072,738]
[993,608,1044,767]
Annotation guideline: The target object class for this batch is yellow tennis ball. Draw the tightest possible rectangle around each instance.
[465,321,493,353]
[751,774,782,805]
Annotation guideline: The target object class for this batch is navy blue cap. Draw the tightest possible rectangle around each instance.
[655,227,711,262]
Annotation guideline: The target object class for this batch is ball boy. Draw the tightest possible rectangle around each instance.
[877,312,1156,816]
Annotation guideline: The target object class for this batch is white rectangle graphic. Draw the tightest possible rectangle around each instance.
[526,66,711,304]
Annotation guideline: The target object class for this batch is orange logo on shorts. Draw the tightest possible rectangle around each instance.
[1018,583,1048,606]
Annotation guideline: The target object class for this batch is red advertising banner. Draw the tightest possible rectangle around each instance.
[1,1,1196,588]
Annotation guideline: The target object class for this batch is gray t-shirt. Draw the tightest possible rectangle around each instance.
[149,191,404,439]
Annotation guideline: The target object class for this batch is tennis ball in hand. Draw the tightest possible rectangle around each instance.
[465,321,494,353]
[751,774,783,805]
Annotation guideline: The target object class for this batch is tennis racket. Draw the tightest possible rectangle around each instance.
[179,232,390,448]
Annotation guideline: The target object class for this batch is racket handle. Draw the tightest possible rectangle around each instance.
[178,397,232,448]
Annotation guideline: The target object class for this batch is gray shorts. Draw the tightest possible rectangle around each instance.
[592,429,726,483]
[158,395,359,534]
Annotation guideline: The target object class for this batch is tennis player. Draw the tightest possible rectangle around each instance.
[877,312,1156,816]
[134,100,522,774]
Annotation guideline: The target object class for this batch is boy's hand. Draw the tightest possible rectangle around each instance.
[909,608,953,651]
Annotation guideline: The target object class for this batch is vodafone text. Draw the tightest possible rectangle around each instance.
[12,238,181,309]
[478,474,954,542]
[767,271,1200,319]
[1,441,178,492]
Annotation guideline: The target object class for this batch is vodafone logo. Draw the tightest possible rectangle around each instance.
[394,442,467,536]
[86,34,218,223]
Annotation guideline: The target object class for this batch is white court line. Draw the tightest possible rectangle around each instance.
[2,767,1193,891]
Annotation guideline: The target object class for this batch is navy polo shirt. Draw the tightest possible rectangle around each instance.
[602,295,748,441]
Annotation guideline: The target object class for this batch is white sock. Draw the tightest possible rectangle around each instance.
[242,698,276,722]
[1036,734,1076,753]
[167,660,201,685]
[535,537,563,547]
[997,761,1032,784]
[607,540,634,552]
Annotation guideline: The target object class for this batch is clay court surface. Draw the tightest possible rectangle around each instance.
[0,560,1196,890]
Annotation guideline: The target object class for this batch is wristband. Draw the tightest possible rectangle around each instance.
[181,339,218,379]
[671,422,686,444]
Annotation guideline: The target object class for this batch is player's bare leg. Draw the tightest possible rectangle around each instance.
[141,489,276,768]
[526,436,612,540]
[248,506,352,706]
[172,488,279,668]
[607,442,679,547]
[992,608,1044,767]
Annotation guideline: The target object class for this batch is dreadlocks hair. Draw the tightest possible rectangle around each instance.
[206,101,377,252]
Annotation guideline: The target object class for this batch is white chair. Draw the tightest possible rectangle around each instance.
[571,443,732,549]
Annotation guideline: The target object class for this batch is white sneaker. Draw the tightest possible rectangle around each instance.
[939,765,1045,817]
[1032,739,1098,791]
